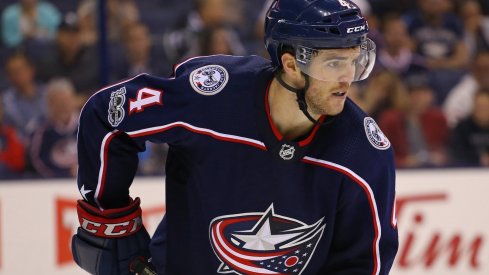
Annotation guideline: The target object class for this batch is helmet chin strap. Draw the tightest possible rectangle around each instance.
[274,70,321,125]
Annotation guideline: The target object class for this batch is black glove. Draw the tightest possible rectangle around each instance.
[71,197,152,275]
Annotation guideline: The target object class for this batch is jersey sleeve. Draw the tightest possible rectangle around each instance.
[76,55,270,210]
[77,73,191,209]
[321,149,398,275]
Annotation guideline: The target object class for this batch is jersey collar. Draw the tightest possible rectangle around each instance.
[256,78,327,162]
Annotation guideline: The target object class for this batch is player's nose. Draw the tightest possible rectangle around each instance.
[337,65,356,83]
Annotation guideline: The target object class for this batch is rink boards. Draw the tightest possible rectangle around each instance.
[0,169,488,275]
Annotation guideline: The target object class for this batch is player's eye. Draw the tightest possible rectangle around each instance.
[325,60,341,68]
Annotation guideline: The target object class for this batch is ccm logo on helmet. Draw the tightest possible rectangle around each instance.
[81,216,143,237]
[347,25,366,33]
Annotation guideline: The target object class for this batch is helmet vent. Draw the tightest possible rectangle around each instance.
[321,18,333,23]
[329,27,340,35]
[340,11,358,18]
[314,27,329,33]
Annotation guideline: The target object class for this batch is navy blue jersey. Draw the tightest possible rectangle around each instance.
[77,55,398,274]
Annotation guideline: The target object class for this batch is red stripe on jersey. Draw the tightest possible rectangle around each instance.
[95,123,266,208]
[391,192,397,229]
[264,81,323,147]
[211,221,282,275]
[96,131,123,209]
[297,116,325,147]
[301,156,381,275]
[127,122,267,151]
[264,81,283,141]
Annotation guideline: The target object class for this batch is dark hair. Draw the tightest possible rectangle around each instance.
[379,13,404,33]
[405,73,432,91]
[474,50,489,60]
[194,0,206,11]
[199,25,228,55]
[58,13,80,33]
[5,51,33,69]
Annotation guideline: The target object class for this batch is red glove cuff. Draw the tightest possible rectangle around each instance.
[77,198,143,238]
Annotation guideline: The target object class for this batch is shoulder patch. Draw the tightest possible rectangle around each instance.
[364,117,390,150]
[108,87,126,127]
[189,65,228,96]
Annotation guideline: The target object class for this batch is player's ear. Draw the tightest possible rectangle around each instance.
[281,53,303,83]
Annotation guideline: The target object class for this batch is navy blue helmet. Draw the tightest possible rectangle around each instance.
[265,0,375,82]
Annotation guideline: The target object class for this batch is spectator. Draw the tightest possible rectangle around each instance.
[443,51,489,127]
[475,0,489,15]
[1,51,46,143]
[253,0,275,58]
[450,88,489,167]
[403,0,469,103]
[113,22,171,80]
[0,100,25,179]
[351,1,385,52]
[254,0,273,36]
[29,16,99,106]
[379,74,449,168]
[76,0,140,45]
[198,24,246,56]
[368,0,417,15]
[376,14,427,77]
[162,0,244,64]
[350,70,409,120]
[459,0,489,59]
[29,78,78,178]
[76,1,98,47]
[107,0,140,40]
[1,0,61,48]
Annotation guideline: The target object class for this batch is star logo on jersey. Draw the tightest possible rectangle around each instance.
[364,117,390,150]
[79,185,92,201]
[190,65,229,96]
[279,144,295,160]
[209,204,326,275]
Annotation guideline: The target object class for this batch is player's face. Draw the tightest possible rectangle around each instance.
[304,76,351,117]
[305,48,360,82]
[302,48,359,116]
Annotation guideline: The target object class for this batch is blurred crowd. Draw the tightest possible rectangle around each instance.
[0,0,488,180]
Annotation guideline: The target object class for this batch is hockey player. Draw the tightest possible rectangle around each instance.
[71,0,398,274]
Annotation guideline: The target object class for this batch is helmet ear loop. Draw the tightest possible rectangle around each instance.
[274,69,321,125]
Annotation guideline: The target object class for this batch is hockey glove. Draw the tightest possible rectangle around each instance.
[71,197,152,275]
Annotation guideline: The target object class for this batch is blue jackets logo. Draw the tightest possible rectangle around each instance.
[209,205,325,275]
[108,87,126,127]
[364,117,390,150]
[190,65,229,95]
